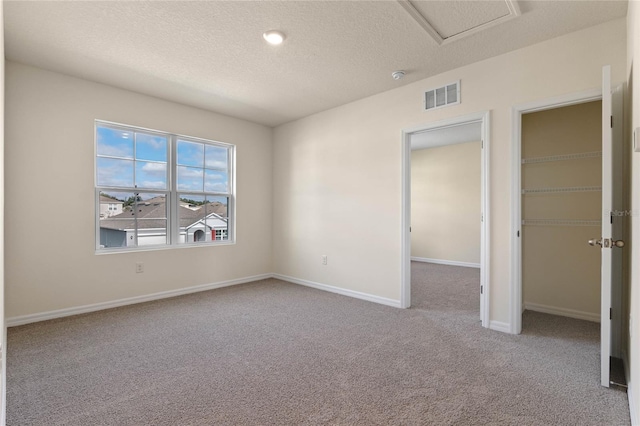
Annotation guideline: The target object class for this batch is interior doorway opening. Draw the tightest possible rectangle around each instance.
[511,79,626,388]
[401,111,490,328]
[519,100,603,326]
[409,124,482,315]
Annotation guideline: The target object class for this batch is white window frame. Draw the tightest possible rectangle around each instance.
[95,120,235,253]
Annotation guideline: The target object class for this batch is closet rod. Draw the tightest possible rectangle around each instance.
[522,219,601,227]
[521,151,602,164]
[522,186,602,194]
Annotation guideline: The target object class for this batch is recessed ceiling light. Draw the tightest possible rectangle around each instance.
[263,30,286,45]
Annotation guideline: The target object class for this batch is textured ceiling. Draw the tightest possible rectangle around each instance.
[4,1,628,127]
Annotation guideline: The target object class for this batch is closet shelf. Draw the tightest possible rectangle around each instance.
[521,151,602,164]
[522,186,601,194]
[522,219,602,227]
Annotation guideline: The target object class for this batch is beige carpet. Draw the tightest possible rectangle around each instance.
[6,262,630,425]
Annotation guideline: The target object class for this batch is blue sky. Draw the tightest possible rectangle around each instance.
[97,126,229,193]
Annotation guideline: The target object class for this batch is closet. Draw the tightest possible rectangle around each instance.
[521,100,602,321]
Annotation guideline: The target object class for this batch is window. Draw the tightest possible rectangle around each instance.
[96,121,234,251]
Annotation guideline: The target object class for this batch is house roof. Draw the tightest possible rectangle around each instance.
[99,195,123,204]
[4,2,627,127]
[100,197,227,231]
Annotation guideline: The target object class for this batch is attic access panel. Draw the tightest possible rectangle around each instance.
[398,0,521,45]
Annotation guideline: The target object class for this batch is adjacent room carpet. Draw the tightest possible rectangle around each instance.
[7,262,630,425]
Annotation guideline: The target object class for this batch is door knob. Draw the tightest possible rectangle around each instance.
[588,238,624,248]
[588,238,602,247]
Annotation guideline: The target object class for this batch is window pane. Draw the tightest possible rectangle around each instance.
[97,126,134,158]
[135,161,167,189]
[135,193,168,246]
[136,133,167,162]
[207,196,229,241]
[177,140,204,167]
[97,157,134,187]
[205,145,228,170]
[177,166,204,191]
[99,191,136,248]
[98,193,168,248]
[206,196,228,218]
[177,195,228,244]
[204,170,229,193]
[178,194,207,244]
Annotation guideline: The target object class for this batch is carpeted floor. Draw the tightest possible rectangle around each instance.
[6,262,630,425]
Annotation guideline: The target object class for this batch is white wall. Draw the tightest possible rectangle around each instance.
[0,2,6,423]
[272,19,627,324]
[626,1,639,423]
[5,62,273,319]
[411,142,481,265]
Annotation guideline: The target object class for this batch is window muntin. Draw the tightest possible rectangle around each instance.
[96,121,234,251]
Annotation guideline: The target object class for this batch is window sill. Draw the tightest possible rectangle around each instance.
[95,240,236,255]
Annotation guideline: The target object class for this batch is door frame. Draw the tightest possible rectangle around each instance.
[510,88,602,335]
[401,111,491,328]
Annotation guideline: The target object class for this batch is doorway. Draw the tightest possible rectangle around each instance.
[511,82,626,387]
[401,111,490,328]
[520,100,603,325]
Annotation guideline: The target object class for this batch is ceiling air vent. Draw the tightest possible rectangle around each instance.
[425,81,460,111]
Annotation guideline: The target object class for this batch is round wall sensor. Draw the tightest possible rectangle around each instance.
[392,70,406,80]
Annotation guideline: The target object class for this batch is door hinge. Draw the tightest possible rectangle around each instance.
[482,140,484,148]
[480,285,483,294]
[611,116,614,128]
[611,214,613,224]
[410,227,411,232]
[610,308,612,320]
[517,230,520,237]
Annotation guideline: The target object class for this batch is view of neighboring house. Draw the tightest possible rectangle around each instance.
[99,195,228,248]
[99,195,124,218]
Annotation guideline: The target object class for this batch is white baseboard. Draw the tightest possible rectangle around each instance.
[273,273,402,308]
[623,351,638,426]
[524,302,600,323]
[411,257,480,269]
[489,320,511,333]
[629,380,639,426]
[6,273,273,327]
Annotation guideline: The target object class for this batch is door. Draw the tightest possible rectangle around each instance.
[593,65,624,387]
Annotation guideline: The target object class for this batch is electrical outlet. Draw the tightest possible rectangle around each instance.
[136,262,144,273]
[322,255,327,265]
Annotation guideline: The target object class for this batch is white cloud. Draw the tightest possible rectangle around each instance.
[137,134,166,150]
[141,162,167,174]
[139,180,167,189]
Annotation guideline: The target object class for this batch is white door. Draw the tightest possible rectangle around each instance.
[595,65,624,388]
